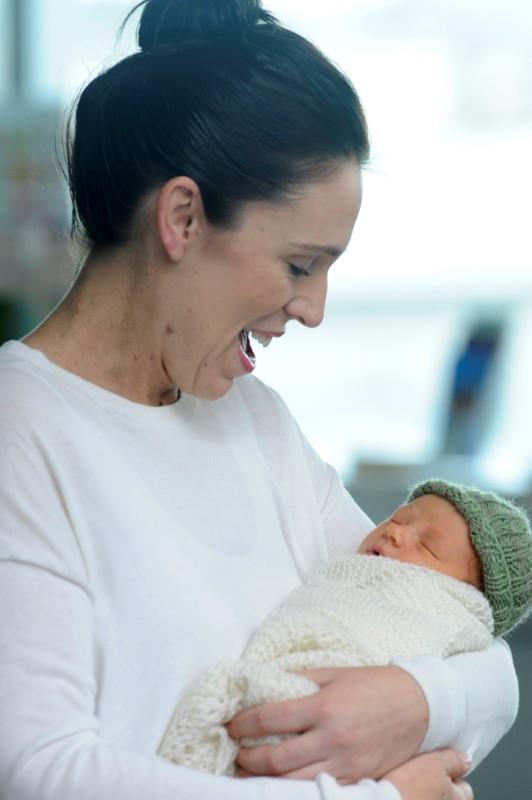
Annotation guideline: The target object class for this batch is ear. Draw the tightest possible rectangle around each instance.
[156,176,206,262]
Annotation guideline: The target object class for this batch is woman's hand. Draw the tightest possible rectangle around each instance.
[226,665,429,783]
[384,749,473,800]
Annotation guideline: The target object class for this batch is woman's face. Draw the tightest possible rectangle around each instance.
[162,159,363,400]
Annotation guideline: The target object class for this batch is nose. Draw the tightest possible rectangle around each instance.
[284,272,328,328]
[383,522,413,548]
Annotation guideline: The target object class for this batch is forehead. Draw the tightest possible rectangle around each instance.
[399,497,475,559]
[235,159,363,250]
[398,495,465,525]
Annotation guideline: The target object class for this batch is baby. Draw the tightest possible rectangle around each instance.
[157,479,532,775]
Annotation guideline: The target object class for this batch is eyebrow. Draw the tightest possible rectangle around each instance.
[288,242,345,258]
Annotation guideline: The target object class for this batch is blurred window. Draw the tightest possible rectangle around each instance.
[29,0,136,104]
[443,321,503,456]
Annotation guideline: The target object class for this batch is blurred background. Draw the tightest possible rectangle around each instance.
[0,0,530,796]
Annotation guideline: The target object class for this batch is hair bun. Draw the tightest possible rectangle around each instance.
[135,0,276,52]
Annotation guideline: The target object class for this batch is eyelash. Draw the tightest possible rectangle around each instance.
[288,263,311,278]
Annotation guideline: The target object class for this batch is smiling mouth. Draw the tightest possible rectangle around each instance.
[251,331,273,347]
[237,328,278,375]
[239,330,256,370]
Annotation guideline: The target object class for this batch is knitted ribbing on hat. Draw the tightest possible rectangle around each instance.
[407,480,532,637]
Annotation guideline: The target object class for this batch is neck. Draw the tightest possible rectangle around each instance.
[23,248,180,406]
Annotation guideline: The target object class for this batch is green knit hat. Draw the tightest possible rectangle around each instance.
[407,479,532,637]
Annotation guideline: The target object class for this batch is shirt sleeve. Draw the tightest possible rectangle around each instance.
[273,394,374,556]
[392,640,518,773]
[0,409,398,800]
[0,564,400,800]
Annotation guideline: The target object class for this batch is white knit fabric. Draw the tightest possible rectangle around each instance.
[158,554,494,774]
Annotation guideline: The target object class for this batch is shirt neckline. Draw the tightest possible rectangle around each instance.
[1,339,198,424]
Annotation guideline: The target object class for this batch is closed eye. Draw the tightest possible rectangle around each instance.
[422,542,438,558]
[289,263,311,278]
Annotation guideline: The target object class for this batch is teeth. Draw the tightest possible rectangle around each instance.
[251,331,273,348]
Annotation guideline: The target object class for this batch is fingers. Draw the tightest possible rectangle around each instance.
[235,768,254,778]
[454,780,474,800]
[434,749,470,782]
[236,730,324,776]
[278,761,331,781]
[237,762,331,782]
[293,667,350,686]
[227,694,319,739]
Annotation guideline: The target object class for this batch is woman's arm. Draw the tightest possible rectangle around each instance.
[2,555,474,800]
[228,595,517,784]
[228,664,429,781]
[0,561,401,800]
[0,399,404,800]
[383,751,473,800]
[393,640,518,770]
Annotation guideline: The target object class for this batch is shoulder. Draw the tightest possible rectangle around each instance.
[223,375,314,461]
[0,341,80,436]
[229,374,298,429]
[231,373,289,407]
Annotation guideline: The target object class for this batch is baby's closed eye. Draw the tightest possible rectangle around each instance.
[421,541,438,558]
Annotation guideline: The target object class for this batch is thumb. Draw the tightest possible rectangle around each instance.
[437,749,472,781]
[293,667,350,686]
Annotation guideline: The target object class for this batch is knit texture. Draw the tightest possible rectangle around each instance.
[407,480,532,637]
[157,554,493,774]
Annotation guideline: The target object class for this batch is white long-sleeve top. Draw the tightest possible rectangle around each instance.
[0,340,518,800]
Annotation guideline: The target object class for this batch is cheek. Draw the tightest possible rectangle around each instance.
[358,531,378,551]
[247,279,289,315]
[265,285,289,310]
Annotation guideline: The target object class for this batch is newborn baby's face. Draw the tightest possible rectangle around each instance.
[358,495,482,587]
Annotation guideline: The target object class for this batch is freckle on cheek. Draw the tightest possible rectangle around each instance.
[166,324,175,335]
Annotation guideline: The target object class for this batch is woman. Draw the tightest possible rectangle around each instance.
[0,1,517,799]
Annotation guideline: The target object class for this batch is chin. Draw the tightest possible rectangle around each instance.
[193,377,235,402]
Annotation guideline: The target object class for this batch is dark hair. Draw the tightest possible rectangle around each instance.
[66,0,370,250]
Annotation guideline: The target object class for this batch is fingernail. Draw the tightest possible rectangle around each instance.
[463,752,473,768]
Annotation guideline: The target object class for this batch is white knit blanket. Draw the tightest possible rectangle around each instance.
[157,554,494,775]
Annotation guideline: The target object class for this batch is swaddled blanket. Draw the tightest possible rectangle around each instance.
[157,554,494,774]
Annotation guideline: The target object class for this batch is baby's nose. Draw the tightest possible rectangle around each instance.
[383,523,412,547]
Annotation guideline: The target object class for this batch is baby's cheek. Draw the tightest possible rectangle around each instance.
[357,532,376,553]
